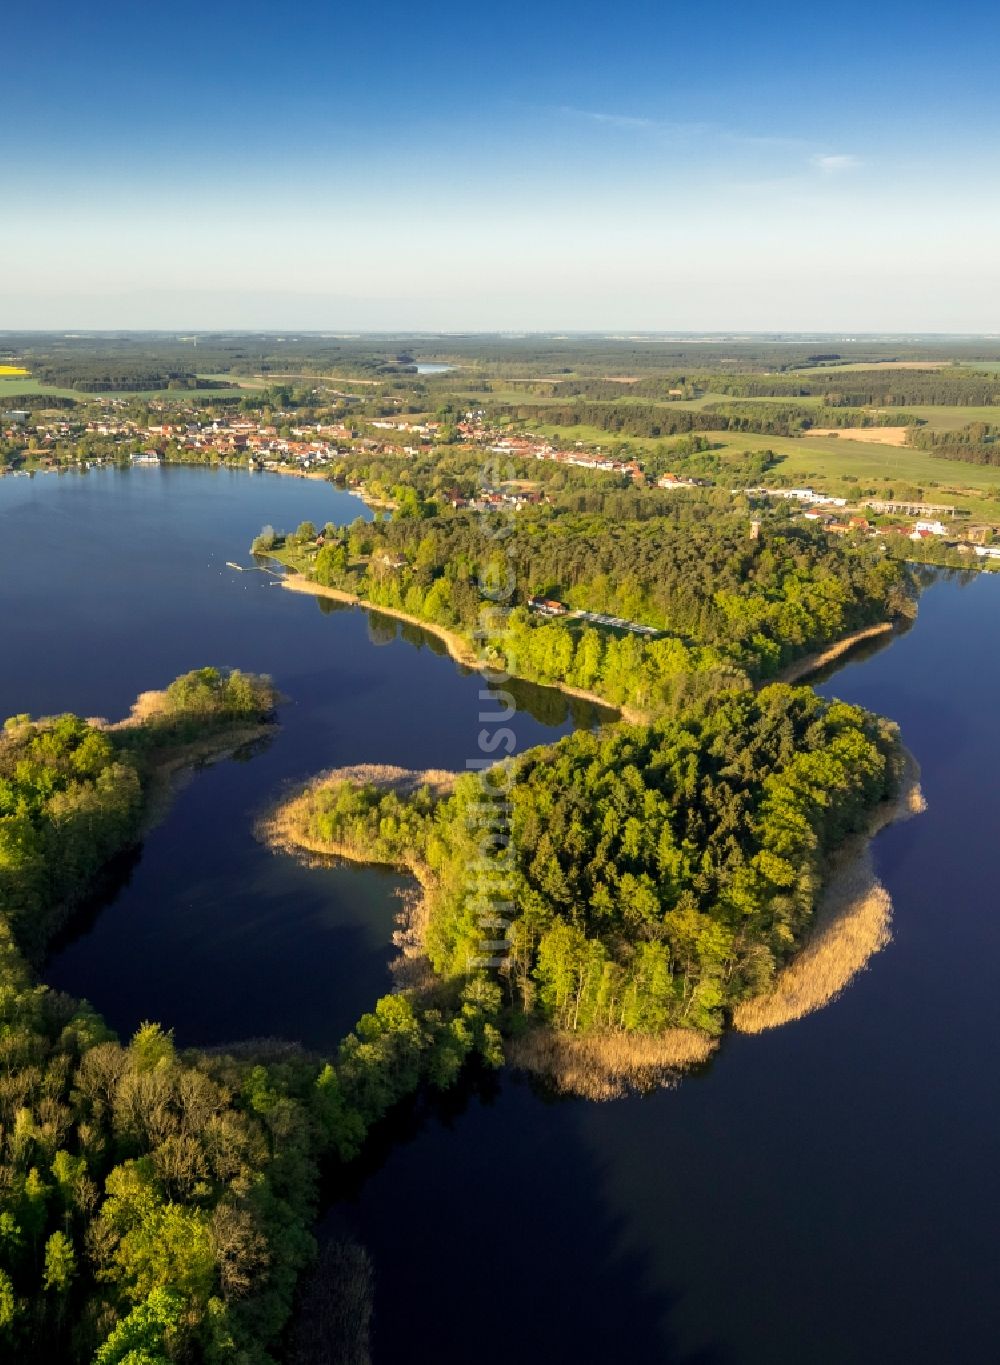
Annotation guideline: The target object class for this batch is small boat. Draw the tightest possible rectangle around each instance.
[225,561,243,571]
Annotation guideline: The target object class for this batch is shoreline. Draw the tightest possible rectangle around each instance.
[505,1026,719,1101]
[279,572,637,720]
[262,751,926,1097]
[257,763,455,877]
[257,765,447,986]
[27,704,275,965]
[257,464,336,482]
[773,620,896,685]
[137,723,275,836]
[261,768,721,1100]
[732,748,926,1034]
[280,574,903,720]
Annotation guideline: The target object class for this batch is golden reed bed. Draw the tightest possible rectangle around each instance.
[733,752,926,1034]
[507,1026,718,1101]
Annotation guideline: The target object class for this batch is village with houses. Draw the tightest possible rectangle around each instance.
[4,393,1000,570]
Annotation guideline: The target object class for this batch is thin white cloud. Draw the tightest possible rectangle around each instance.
[556,106,711,136]
[812,153,863,173]
[555,108,853,167]
[567,108,656,130]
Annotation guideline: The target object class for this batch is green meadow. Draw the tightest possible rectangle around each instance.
[706,430,1000,519]
[0,377,248,403]
[520,416,1000,520]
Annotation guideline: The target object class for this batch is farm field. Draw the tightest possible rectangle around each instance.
[901,404,1000,431]
[198,371,385,394]
[0,377,249,402]
[803,426,910,446]
[196,372,270,388]
[507,419,1000,517]
[526,421,666,453]
[0,377,91,401]
[705,429,1000,518]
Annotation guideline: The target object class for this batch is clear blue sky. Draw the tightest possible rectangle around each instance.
[4,0,999,330]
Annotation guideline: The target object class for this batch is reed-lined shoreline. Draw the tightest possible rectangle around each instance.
[733,749,925,1034]
[258,745,925,1098]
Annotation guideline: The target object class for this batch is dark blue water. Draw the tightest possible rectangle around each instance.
[0,466,600,1049]
[327,572,1000,1365]
[6,469,999,1362]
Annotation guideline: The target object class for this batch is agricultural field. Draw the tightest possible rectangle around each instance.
[488,418,1000,518]
[0,376,249,403]
[705,429,1000,519]
[0,364,29,376]
[0,377,88,401]
[899,404,1000,432]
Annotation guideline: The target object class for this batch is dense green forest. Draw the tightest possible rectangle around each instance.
[492,400,808,440]
[704,369,1000,407]
[287,686,902,1037]
[267,496,912,715]
[0,672,503,1362]
[30,367,225,394]
[498,398,920,439]
[907,421,1000,465]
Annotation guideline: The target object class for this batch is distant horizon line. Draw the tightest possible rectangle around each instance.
[2,329,999,341]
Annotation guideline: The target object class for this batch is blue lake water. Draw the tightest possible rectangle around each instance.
[0,466,599,1048]
[4,466,999,1362]
[327,572,1000,1365]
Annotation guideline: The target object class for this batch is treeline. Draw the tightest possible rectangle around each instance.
[0,394,79,411]
[907,422,1000,466]
[30,363,229,394]
[707,370,1000,407]
[497,401,766,439]
[0,668,276,960]
[290,687,902,1037]
[495,400,917,441]
[700,402,918,431]
[0,676,503,1361]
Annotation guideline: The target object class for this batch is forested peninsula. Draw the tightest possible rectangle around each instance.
[0,670,504,1363]
[264,685,907,1097]
[259,491,913,719]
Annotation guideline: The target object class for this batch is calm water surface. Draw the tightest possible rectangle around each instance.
[0,466,599,1048]
[328,572,1000,1365]
[5,469,999,1363]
